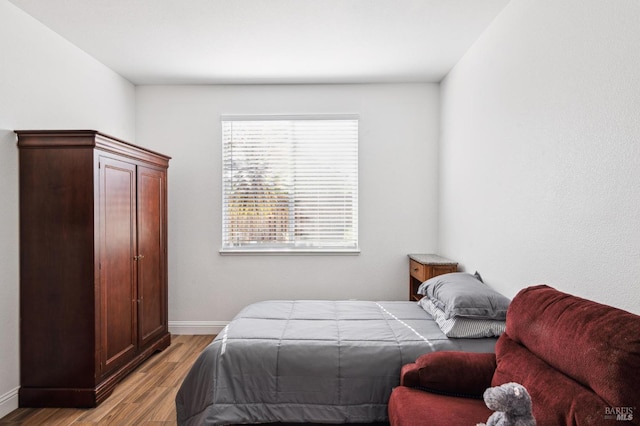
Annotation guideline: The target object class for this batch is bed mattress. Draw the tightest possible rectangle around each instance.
[176,300,497,425]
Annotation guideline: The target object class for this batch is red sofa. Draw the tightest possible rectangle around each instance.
[388,285,640,426]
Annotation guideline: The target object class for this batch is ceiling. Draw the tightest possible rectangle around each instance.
[9,0,510,85]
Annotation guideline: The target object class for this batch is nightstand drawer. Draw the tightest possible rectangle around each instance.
[409,259,426,281]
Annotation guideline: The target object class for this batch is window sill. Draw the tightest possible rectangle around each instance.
[219,248,360,256]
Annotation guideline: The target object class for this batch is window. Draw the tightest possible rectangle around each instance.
[221,115,358,253]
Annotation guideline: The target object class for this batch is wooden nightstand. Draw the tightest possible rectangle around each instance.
[408,254,458,301]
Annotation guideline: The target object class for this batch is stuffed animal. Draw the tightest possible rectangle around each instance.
[476,382,536,426]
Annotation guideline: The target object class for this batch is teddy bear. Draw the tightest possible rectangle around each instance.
[476,382,536,426]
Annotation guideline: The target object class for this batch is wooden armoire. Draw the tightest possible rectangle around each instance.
[17,130,171,408]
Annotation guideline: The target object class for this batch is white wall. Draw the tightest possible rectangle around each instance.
[439,0,640,314]
[0,0,136,417]
[8,0,640,417]
[135,84,440,332]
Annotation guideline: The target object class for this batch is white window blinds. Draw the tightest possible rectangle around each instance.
[221,115,358,253]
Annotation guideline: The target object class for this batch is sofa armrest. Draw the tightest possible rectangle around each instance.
[400,351,496,398]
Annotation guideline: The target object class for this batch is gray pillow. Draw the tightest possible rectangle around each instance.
[418,272,510,320]
[418,297,506,338]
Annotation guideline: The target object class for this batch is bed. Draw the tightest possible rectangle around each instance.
[176,273,509,426]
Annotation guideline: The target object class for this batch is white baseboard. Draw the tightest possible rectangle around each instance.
[169,321,228,335]
[0,386,19,419]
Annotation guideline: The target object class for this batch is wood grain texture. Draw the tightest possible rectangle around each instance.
[137,166,168,347]
[17,130,171,407]
[0,335,215,425]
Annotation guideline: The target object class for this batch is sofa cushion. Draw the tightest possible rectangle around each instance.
[400,351,496,397]
[493,335,607,425]
[388,386,492,426]
[505,285,640,409]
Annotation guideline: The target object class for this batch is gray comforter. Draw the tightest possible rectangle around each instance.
[176,300,497,425]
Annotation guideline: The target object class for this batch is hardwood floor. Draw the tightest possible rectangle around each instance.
[0,335,215,425]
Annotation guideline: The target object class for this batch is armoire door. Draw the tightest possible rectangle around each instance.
[99,156,138,375]
[136,165,167,347]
